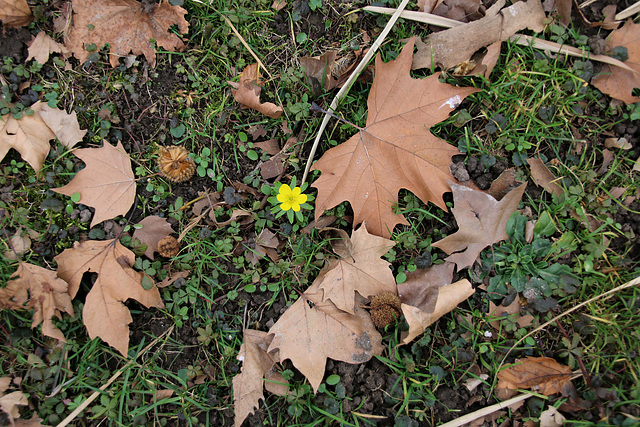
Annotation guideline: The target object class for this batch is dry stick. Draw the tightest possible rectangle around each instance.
[437,393,536,427]
[56,325,175,427]
[364,6,640,75]
[221,14,273,80]
[616,1,640,20]
[300,0,411,185]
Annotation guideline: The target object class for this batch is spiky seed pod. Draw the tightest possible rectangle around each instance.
[369,292,402,329]
[157,236,180,257]
[157,146,195,183]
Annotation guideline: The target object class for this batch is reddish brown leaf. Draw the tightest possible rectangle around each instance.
[592,20,640,104]
[53,141,136,228]
[132,215,174,260]
[497,356,573,396]
[55,239,164,356]
[228,64,283,118]
[527,158,564,196]
[432,183,526,270]
[312,38,479,238]
[65,0,189,67]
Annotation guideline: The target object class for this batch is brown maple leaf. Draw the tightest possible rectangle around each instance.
[0,0,32,28]
[54,239,164,356]
[315,225,396,314]
[65,0,189,68]
[132,215,174,260]
[233,329,279,427]
[592,20,640,104]
[397,263,474,344]
[267,283,383,392]
[311,37,479,238]
[228,64,284,119]
[0,262,74,342]
[53,141,136,228]
[497,356,573,396]
[27,32,70,65]
[0,101,86,172]
[432,182,526,270]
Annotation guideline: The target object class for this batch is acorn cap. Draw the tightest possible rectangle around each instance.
[157,146,196,183]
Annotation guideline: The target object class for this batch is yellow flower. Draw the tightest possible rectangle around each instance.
[277,184,307,212]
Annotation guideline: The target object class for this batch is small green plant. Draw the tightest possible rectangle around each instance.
[483,211,577,311]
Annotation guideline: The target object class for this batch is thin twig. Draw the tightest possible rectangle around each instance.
[301,0,411,185]
[437,393,537,427]
[616,1,640,20]
[220,14,272,80]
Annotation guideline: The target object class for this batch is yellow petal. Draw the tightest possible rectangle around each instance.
[279,184,292,195]
[280,201,293,210]
[291,203,301,212]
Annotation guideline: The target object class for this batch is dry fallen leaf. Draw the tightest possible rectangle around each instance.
[65,0,189,67]
[539,406,566,427]
[246,229,280,265]
[312,38,479,238]
[398,263,474,344]
[0,101,86,172]
[27,31,70,64]
[413,0,545,70]
[0,377,28,427]
[497,356,573,396]
[53,141,136,228]
[315,225,396,314]
[233,329,279,427]
[592,20,640,104]
[132,215,174,260]
[527,158,564,196]
[300,51,339,91]
[0,0,32,28]
[228,64,284,118]
[55,239,164,356]
[0,263,74,342]
[267,286,383,393]
[431,0,485,23]
[432,183,526,270]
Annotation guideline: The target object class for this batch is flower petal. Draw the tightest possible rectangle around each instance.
[280,201,293,211]
[291,203,301,212]
[279,184,292,195]
[296,194,308,204]
[291,187,301,196]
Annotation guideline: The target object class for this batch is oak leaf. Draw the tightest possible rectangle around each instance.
[315,225,396,314]
[497,356,573,396]
[65,0,189,68]
[54,239,164,356]
[0,101,86,172]
[398,263,474,344]
[228,64,284,118]
[27,32,70,64]
[592,20,640,104]
[0,263,74,342]
[53,141,136,228]
[132,215,174,260]
[233,329,279,427]
[432,182,526,270]
[312,37,479,238]
[0,0,32,28]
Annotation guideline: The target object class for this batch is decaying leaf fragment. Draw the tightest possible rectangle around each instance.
[132,215,174,260]
[412,0,546,70]
[0,0,32,28]
[398,263,474,344]
[53,141,136,228]
[55,239,164,356]
[65,0,189,67]
[497,356,573,395]
[312,38,479,238]
[432,183,526,270]
[592,20,640,104]
[27,32,70,64]
[228,64,283,118]
[0,262,74,342]
[0,377,29,427]
[233,330,279,427]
